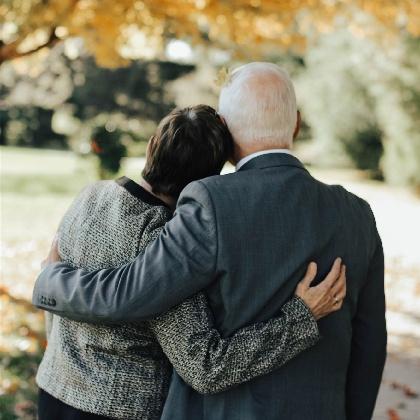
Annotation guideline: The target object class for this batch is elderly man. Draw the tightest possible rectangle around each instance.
[34,62,386,420]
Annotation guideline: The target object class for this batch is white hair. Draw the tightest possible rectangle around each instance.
[218,62,297,148]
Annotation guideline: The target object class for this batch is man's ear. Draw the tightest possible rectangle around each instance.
[293,110,301,140]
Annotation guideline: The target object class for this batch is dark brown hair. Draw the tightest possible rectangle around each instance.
[142,105,233,197]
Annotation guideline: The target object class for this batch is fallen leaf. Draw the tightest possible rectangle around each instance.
[390,381,418,398]
[403,384,418,398]
[387,408,401,420]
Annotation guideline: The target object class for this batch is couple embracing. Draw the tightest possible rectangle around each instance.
[33,62,386,420]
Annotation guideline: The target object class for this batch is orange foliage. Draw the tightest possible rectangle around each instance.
[1,1,419,66]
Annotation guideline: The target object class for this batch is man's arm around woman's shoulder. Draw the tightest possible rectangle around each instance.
[33,181,218,322]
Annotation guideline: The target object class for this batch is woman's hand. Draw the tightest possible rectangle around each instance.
[295,258,346,320]
[41,234,61,270]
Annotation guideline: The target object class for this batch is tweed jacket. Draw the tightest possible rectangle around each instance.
[36,176,320,420]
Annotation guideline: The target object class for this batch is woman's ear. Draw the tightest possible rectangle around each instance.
[293,110,301,140]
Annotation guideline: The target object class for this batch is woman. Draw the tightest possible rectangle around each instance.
[36,105,346,420]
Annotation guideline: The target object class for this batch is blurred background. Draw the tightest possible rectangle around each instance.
[1,1,420,419]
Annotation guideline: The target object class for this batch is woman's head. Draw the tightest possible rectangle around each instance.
[142,105,233,197]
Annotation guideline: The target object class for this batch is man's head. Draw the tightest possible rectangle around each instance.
[142,105,233,198]
[218,62,299,160]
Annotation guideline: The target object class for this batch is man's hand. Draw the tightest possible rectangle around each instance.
[41,235,61,270]
[295,258,346,320]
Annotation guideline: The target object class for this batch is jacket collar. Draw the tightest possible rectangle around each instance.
[237,152,308,173]
[115,176,169,208]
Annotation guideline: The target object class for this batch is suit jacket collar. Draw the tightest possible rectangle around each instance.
[236,152,308,173]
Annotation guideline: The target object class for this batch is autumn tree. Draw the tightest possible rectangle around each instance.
[1,0,420,189]
[1,0,419,67]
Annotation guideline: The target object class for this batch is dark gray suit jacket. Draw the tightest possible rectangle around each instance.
[34,153,386,420]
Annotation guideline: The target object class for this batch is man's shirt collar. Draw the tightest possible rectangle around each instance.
[235,149,293,171]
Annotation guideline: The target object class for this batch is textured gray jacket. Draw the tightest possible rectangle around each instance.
[34,154,386,420]
[36,176,320,420]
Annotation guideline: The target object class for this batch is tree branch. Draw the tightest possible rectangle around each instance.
[0,29,60,65]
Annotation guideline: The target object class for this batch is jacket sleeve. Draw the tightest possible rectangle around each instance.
[346,218,387,419]
[32,181,218,322]
[150,293,320,394]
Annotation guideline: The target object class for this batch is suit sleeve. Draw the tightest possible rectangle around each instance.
[346,221,387,419]
[150,293,320,394]
[32,181,218,322]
